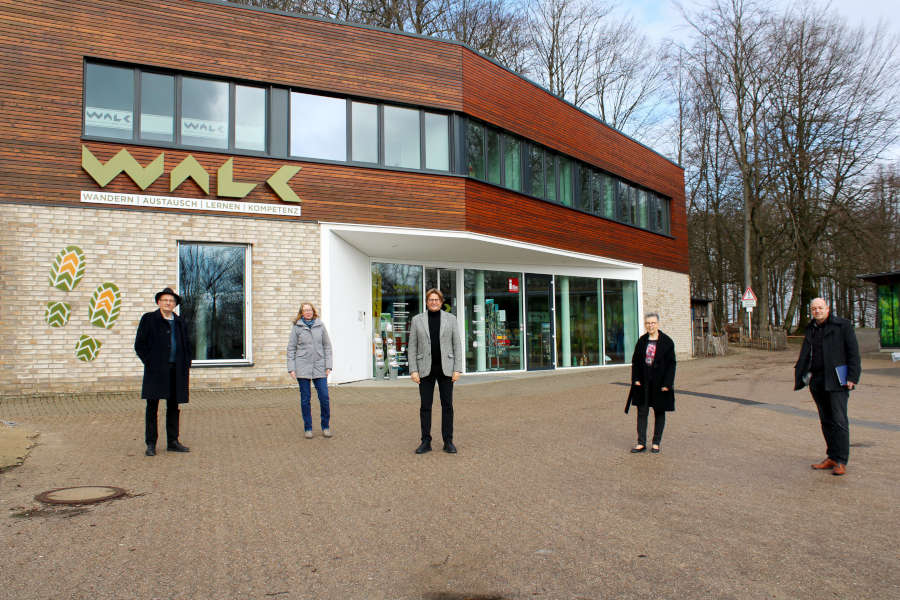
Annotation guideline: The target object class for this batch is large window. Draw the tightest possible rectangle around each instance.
[603,279,638,365]
[140,72,174,142]
[84,63,134,139]
[351,102,379,163]
[181,77,229,149]
[290,92,346,161]
[503,135,522,192]
[178,243,251,364]
[424,112,449,170]
[372,262,422,377]
[464,269,523,372]
[556,276,601,367]
[235,85,266,151]
[384,106,421,168]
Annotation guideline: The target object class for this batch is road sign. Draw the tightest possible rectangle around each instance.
[741,286,757,308]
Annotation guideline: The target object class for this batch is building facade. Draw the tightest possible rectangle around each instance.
[0,0,690,395]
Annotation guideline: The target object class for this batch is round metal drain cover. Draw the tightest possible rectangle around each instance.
[35,486,126,506]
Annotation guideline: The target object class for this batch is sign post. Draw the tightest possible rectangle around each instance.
[741,287,757,340]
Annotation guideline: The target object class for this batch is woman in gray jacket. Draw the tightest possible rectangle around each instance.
[287,302,333,438]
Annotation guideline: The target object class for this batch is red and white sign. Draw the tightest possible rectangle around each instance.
[508,277,519,293]
[741,287,757,308]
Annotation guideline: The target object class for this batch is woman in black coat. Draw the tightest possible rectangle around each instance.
[625,312,676,453]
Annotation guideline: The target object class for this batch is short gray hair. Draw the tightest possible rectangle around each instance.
[644,312,660,322]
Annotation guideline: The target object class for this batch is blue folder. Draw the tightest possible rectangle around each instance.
[835,364,848,386]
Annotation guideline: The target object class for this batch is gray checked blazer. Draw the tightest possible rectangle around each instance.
[407,310,463,377]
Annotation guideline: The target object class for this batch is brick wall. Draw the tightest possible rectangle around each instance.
[641,267,691,360]
[0,203,319,396]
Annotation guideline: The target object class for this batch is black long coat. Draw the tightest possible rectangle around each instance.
[134,309,192,403]
[625,331,676,413]
[793,314,861,392]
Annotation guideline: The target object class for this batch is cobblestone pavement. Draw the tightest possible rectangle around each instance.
[1,349,899,600]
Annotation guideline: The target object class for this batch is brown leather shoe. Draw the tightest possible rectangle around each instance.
[832,463,846,476]
[811,458,837,470]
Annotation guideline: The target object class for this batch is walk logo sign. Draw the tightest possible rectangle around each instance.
[80,145,303,215]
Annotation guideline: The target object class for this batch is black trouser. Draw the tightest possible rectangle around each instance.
[419,372,453,443]
[810,383,850,465]
[636,405,666,446]
[145,364,180,445]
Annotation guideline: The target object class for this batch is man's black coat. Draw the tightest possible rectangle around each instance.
[134,309,192,403]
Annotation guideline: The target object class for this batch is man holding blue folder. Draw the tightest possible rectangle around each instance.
[794,298,861,476]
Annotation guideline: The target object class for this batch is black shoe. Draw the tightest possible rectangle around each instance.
[651,444,660,453]
[145,445,156,456]
[167,441,190,452]
[630,444,646,453]
[443,442,457,454]
[415,441,432,454]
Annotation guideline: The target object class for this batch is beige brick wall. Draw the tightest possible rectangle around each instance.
[641,267,692,360]
[0,204,319,396]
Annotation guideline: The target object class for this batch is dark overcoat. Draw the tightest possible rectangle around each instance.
[793,314,861,392]
[134,309,192,403]
[625,331,676,413]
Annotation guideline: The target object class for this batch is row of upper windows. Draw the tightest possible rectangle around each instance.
[83,61,670,235]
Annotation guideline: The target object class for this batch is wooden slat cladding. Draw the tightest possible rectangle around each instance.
[0,0,687,274]
[464,181,690,274]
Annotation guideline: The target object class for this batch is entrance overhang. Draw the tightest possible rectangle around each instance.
[321,223,642,276]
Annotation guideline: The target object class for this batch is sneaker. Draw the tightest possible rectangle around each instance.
[323,428,332,438]
[304,430,313,439]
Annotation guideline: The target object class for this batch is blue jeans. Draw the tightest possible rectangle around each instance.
[297,378,330,431]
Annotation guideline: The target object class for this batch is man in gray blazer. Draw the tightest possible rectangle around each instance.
[408,288,463,454]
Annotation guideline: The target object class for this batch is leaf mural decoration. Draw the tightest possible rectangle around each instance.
[88,282,122,329]
[45,301,72,327]
[75,335,102,361]
[49,246,86,291]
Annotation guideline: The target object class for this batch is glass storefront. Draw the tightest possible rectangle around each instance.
[372,263,422,377]
[464,269,523,372]
[370,261,640,375]
[603,279,639,364]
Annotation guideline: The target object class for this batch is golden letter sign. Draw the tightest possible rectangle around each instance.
[81,145,301,204]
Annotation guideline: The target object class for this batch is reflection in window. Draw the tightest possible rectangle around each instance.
[290,92,346,161]
[424,112,449,171]
[140,72,174,142]
[486,128,501,185]
[466,121,484,179]
[558,157,572,207]
[528,146,544,198]
[546,153,557,203]
[182,77,229,148]
[235,85,266,151]
[464,269,522,372]
[424,267,457,314]
[352,102,379,163]
[600,173,616,219]
[84,63,134,139]
[503,135,521,191]
[384,106,420,168]
[372,262,423,377]
[555,276,601,367]
[178,243,249,362]
[579,168,595,214]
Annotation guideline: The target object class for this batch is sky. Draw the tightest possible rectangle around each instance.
[620,0,900,48]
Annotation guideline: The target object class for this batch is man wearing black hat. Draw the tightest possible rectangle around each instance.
[134,287,192,456]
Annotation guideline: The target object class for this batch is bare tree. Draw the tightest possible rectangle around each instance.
[591,16,666,140]
[525,0,608,106]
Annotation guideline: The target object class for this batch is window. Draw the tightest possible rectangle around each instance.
[528,145,544,198]
[181,77,229,149]
[424,112,449,171]
[383,106,420,168]
[503,135,521,191]
[464,269,523,372]
[558,157,572,207]
[466,121,485,179]
[84,63,134,139]
[290,92,346,161]
[352,102,379,163]
[486,127,501,185]
[140,72,174,142]
[372,262,423,377]
[235,85,266,151]
[545,153,557,203]
[178,243,251,364]
[555,276,602,367]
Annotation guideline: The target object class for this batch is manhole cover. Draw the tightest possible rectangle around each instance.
[34,486,126,506]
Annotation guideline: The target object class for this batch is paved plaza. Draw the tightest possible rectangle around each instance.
[1,348,899,600]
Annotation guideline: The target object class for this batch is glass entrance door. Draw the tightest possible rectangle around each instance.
[525,274,554,370]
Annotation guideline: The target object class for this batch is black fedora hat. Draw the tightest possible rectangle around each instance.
[155,287,182,305]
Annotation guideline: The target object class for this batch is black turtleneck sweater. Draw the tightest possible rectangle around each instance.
[428,309,443,376]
